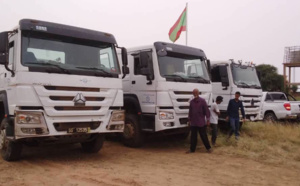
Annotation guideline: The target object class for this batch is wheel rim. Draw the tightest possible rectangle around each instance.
[0,128,8,150]
[265,114,275,122]
[123,121,135,139]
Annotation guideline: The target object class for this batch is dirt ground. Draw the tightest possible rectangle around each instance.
[0,138,299,186]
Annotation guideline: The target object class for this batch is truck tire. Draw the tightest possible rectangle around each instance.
[0,119,22,161]
[264,112,277,122]
[81,134,105,153]
[123,114,144,147]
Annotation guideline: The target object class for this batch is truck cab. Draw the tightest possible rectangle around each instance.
[210,60,262,122]
[0,19,128,161]
[120,42,212,147]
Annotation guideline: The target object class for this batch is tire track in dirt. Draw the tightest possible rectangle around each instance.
[0,140,299,186]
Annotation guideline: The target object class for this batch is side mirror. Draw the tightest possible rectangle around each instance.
[140,51,149,68]
[121,47,128,66]
[122,66,129,75]
[207,59,211,78]
[219,66,229,87]
[0,32,9,65]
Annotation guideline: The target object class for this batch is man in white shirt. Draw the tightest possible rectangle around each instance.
[210,96,223,146]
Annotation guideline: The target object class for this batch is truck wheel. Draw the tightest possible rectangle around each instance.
[123,114,144,147]
[0,119,22,161]
[264,112,277,122]
[81,134,105,153]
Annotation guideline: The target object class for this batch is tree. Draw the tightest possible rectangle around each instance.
[291,85,298,93]
[256,64,284,92]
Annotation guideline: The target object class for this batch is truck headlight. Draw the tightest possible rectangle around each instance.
[111,110,125,121]
[159,111,174,120]
[16,112,42,124]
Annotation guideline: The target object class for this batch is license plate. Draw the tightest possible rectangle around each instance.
[67,127,90,133]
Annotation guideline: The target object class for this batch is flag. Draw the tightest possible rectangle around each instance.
[169,7,187,43]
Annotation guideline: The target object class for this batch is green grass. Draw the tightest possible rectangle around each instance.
[211,122,300,168]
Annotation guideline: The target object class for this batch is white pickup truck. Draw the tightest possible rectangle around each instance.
[258,92,300,122]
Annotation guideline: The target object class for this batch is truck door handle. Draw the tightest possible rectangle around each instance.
[132,81,136,84]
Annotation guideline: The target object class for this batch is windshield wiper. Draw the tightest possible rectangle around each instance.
[25,62,70,74]
[164,74,187,82]
[250,84,261,89]
[236,82,251,88]
[188,76,210,83]
[75,67,113,77]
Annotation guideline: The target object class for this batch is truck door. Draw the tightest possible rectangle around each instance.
[0,34,16,89]
[130,50,157,114]
[211,65,232,118]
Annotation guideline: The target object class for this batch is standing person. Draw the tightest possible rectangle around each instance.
[210,96,223,146]
[226,91,245,140]
[187,88,212,153]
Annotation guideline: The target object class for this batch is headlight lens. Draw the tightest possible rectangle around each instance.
[159,111,174,120]
[16,112,42,124]
[111,111,125,121]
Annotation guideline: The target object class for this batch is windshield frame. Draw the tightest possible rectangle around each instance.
[231,63,261,88]
[20,30,120,78]
[157,52,210,84]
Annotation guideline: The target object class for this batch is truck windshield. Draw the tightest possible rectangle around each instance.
[158,54,210,83]
[231,64,261,88]
[21,31,120,77]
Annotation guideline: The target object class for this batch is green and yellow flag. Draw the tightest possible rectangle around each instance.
[169,7,187,43]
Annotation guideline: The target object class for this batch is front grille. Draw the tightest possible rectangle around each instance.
[242,95,260,98]
[179,118,188,125]
[50,96,104,101]
[20,106,44,110]
[54,122,101,131]
[242,100,260,103]
[244,106,259,108]
[44,86,100,92]
[54,106,101,111]
[174,91,193,95]
[179,106,189,110]
[177,98,189,102]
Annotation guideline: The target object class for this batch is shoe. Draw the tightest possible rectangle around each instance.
[186,150,195,154]
[207,148,213,153]
[235,136,239,141]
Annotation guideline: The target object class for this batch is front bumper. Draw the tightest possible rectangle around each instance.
[14,109,124,139]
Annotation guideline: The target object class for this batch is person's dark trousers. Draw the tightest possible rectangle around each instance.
[190,126,211,152]
[210,124,218,145]
[228,117,240,139]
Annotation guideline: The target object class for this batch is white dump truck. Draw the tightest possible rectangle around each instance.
[210,60,262,123]
[120,42,212,147]
[0,19,129,161]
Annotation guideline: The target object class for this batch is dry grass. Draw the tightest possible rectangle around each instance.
[211,122,300,168]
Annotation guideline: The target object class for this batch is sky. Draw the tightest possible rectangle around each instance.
[0,0,300,83]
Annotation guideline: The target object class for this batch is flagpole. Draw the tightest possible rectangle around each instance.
[186,2,188,46]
